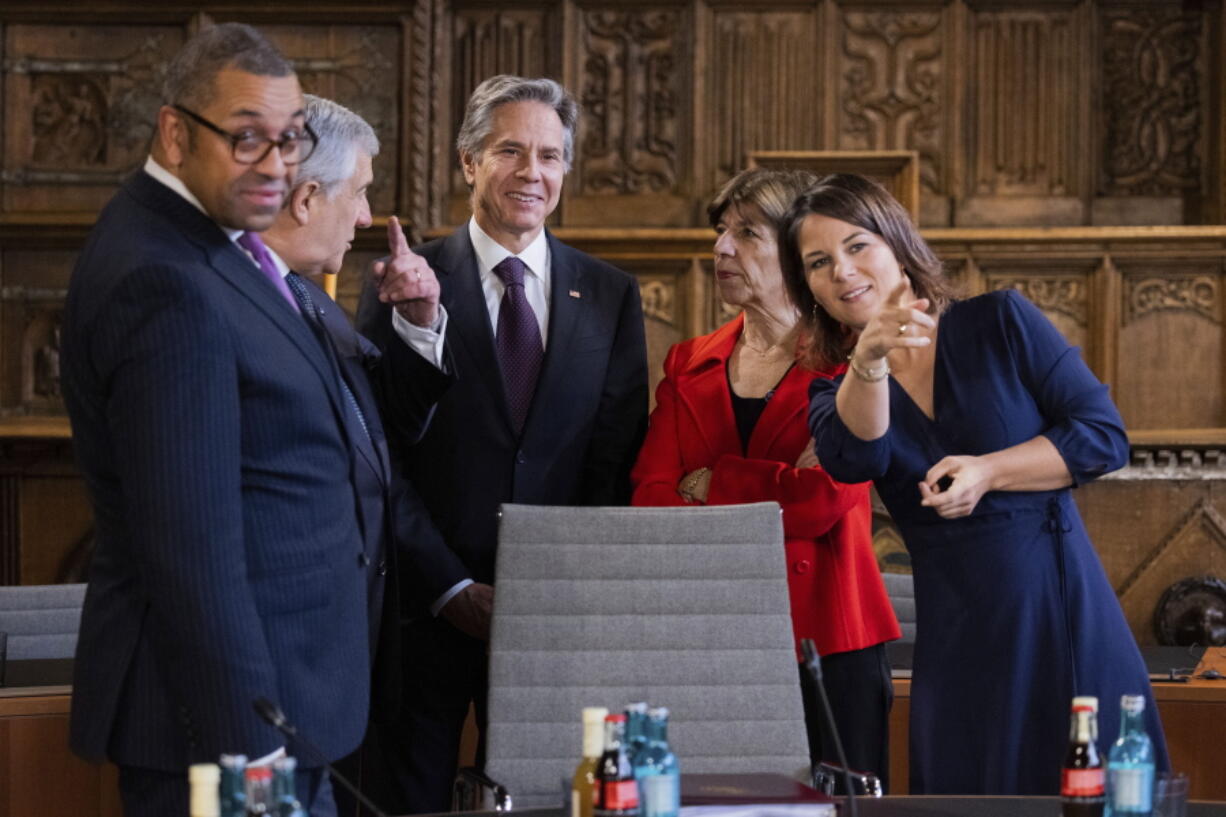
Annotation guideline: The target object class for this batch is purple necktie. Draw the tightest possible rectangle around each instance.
[237,231,299,312]
[493,256,543,433]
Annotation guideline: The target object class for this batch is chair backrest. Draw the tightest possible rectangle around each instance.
[0,583,87,661]
[485,502,809,808]
[881,572,915,643]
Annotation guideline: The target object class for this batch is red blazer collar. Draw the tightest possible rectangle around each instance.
[675,313,818,460]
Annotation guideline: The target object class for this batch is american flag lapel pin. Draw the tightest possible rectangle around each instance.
[569,289,582,299]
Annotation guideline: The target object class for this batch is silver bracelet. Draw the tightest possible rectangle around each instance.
[847,352,890,383]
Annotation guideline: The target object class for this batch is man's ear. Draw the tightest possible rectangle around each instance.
[288,181,322,227]
[156,106,189,167]
[460,150,478,187]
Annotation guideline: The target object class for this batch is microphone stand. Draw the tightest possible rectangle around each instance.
[254,697,390,817]
[800,639,858,817]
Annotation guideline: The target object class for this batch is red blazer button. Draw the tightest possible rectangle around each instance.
[793,559,811,574]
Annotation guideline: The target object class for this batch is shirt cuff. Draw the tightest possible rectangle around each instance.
[392,304,448,370]
[430,578,474,617]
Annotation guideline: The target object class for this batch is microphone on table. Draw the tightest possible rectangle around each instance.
[253,696,390,817]
[800,638,858,817]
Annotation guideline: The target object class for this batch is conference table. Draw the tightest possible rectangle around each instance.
[2,652,1224,816]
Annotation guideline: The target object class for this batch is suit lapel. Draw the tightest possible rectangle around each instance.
[746,362,809,460]
[520,233,583,438]
[437,228,512,426]
[129,174,349,420]
[675,316,744,461]
[308,280,388,488]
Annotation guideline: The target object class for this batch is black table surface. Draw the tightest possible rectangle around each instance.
[440,797,1225,817]
[0,657,73,688]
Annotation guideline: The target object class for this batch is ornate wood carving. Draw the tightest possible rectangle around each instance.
[639,279,675,325]
[990,277,1087,326]
[838,10,944,198]
[578,8,681,196]
[2,27,178,193]
[969,9,1076,196]
[1125,275,1220,324]
[708,9,819,190]
[1116,499,1226,601]
[262,25,402,215]
[1100,8,1204,197]
[449,8,551,195]
[409,0,433,230]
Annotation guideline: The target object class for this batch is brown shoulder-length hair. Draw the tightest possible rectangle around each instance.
[779,173,956,370]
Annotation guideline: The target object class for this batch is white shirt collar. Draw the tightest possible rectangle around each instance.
[467,218,549,282]
[143,156,244,242]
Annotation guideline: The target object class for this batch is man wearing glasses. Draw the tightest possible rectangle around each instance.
[63,24,367,816]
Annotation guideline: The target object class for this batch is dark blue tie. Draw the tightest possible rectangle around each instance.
[493,256,543,433]
[283,271,371,441]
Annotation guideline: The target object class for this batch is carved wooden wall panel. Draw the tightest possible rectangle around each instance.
[1077,480,1226,647]
[1115,263,1224,430]
[258,24,404,217]
[565,6,690,227]
[1096,6,1208,225]
[0,248,73,416]
[986,266,1094,355]
[442,4,558,225]
[703,8,821,200]
[835,7,952,226]
[1,24,183,214]
[962,7,1087,226]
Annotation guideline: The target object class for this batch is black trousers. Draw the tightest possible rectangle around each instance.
[118,762,334,817]
[361,616,489,815]
[798,641,894,792]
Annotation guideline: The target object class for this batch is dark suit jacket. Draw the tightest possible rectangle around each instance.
[357,224,648,604]
[63,170,371,770]
[303,274,439,721]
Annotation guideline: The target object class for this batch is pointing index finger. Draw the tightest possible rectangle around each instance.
[387,215,411,257]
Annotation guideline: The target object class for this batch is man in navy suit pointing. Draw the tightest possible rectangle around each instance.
[63,25,369,816]
[358,75,649,814]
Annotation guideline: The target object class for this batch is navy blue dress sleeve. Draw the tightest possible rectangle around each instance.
[999,289,1129,485]
[808,373,894,483]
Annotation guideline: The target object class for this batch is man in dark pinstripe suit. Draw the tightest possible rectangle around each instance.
[62,25,373,817]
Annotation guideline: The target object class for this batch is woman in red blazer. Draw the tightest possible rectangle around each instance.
[631,168,901,788]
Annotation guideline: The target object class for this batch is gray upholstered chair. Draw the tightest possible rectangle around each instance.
[460,502,811,810]
[881,572,915,643]
[0,583,87,661]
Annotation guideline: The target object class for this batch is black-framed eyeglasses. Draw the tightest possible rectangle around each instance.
[172,104,318,165]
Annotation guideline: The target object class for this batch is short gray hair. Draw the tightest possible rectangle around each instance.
[162,23,294,110]
[456,75,579,170]
[294,94,380,197]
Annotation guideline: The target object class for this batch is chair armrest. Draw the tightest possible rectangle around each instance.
[453,765,514,811]
[812,761,884,797]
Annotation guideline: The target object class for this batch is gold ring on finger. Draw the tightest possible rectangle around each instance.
[897,323,909,336]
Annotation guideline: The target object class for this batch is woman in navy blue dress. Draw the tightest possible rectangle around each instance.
[778,173,1168,795]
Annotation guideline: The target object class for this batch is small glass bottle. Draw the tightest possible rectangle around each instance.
[1062,696,1105,817]
[244,766,274,816]
[595,713,640,817]
[272,756,307,817]
[571,707,610,817]
[218,754,248,817]
[624,702,649,768]
[639,707,680,817]
[1106,695,1155,817]
[188,763,220,817]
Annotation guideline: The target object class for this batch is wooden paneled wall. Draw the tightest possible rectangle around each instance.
[1,2,1225,647]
